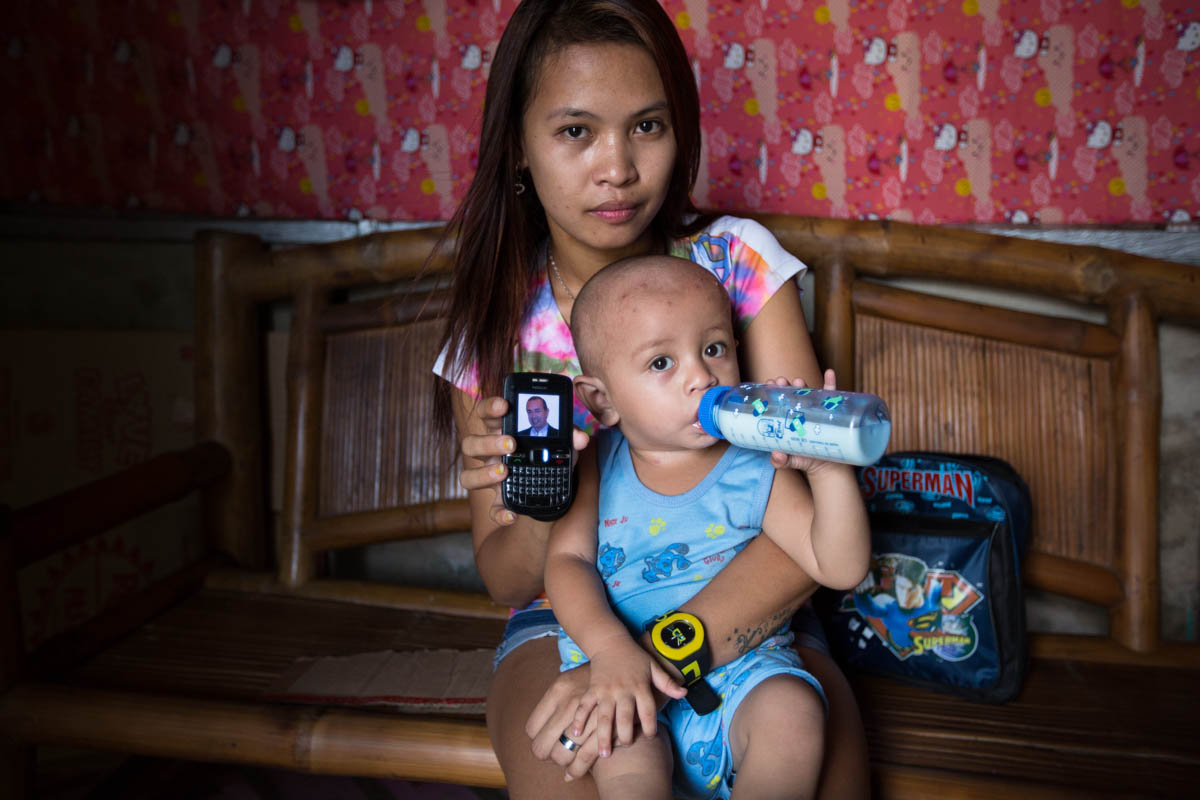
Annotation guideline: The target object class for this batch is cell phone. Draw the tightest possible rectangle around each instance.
[501,372,576,521]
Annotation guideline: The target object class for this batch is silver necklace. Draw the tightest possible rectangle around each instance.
[548,251,576,301]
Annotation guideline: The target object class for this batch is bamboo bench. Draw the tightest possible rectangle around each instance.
[3,217,1199,798]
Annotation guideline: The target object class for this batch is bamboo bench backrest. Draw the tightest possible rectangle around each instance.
[318,310,462,516]
[768,215,1199,654]
[196,228,464,589]
[196,217,1199,655]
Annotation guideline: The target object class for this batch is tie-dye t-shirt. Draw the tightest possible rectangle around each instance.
[433,215,808,436]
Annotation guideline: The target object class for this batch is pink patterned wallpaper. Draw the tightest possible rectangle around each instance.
[3,0,1198,224]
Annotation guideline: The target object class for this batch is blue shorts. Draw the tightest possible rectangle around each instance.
[664,639,826,800]
[493,602,832,670]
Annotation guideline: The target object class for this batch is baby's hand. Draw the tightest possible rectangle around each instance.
[570,636,685,757]
[766,369,851,475]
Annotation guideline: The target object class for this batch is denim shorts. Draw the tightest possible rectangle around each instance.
[491,602,830,671]
[492,608,561,670]
[792,600,832,658]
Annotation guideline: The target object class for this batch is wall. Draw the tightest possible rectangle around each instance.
[4,0,1199,224]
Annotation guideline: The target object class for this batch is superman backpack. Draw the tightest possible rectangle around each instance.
[815,451,1032,703]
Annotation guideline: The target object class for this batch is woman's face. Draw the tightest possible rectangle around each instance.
[520,42,677,268]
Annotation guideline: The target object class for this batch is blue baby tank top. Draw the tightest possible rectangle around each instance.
[591,429,777,636]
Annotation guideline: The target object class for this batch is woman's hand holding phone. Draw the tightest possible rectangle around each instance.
[500,373,580,522]
[458,393,589,526]
[458,395,521,526]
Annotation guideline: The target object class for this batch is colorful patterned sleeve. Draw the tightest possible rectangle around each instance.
[674,215,808,334]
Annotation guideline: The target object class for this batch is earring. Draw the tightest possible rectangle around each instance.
[514,174,526,195]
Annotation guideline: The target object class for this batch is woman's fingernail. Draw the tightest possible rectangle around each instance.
[563,774,574,783]
[502,510,515,524]
[492,464,505,478]
[501,437,514,452]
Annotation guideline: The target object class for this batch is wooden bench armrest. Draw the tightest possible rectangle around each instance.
[8,441,231,569]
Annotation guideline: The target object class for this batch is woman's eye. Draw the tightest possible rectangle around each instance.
[705,342,727,358]
[650,356,675,372]
[563,125,587,139]
[636,119,663,134]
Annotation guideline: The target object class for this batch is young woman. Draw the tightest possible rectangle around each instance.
[432,1,870,796]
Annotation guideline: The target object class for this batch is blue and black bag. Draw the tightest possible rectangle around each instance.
[816,451,1032,703]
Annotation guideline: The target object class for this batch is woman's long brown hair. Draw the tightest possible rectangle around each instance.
[434,0,710,436]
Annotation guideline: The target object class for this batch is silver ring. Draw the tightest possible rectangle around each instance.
[558,733,579,752]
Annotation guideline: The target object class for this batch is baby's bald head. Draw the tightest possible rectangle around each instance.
[570,255,729,379]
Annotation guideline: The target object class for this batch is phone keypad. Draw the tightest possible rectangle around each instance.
[501,460,566,510]
[502,454,572,513]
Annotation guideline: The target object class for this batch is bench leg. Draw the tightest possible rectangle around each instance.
[1,743,34,800]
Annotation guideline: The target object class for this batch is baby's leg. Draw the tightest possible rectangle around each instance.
[590,730,674,800]
[728,674,825,800]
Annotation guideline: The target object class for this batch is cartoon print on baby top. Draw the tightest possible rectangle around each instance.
[596,542,625,581]
[642,543,692,583]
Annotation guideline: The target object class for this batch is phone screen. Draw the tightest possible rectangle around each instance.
[512,391,568,444]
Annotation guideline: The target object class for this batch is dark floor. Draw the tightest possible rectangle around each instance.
[38,749,508,800]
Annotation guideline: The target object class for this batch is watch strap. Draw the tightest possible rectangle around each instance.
[684,677,721,715]
[650,611,721,716]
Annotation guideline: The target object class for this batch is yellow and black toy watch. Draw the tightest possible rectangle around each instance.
[650,611,720,715]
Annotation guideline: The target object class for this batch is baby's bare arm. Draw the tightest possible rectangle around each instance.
[762,463,870,591]
[760,370,871,591]
[545,447,684,755]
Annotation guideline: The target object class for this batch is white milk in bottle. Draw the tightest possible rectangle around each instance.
[698,383,890,466]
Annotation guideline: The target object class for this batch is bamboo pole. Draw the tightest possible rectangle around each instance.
[815,255,855,383]
[1,509,24,688]
[0,684,504,788]
[851,281,1120,358]
[0,509,32,799]
[12,443,230,568]
[317,288,451,334]
[1110,292,1161,653]
[231,227,455,301]
[203,568,508,620]
[26,555,228,676]
[1022,552,1124,608]
[760,214,1200,322]
[195,231,268,568]
[303,500,472,553]
[279,286,327,588]
[873,763,1083,800]
[1030,633,1200,667]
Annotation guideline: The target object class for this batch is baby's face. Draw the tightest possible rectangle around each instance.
[597,276,740,453]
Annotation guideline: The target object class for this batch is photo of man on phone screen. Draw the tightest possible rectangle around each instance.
[518,394,558,437]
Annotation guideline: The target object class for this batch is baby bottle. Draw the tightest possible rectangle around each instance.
[698,383,891,466]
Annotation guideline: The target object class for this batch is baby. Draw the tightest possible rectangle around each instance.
[545,255,870,799]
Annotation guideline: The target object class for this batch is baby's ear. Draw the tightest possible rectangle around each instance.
[574,375,619,427]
